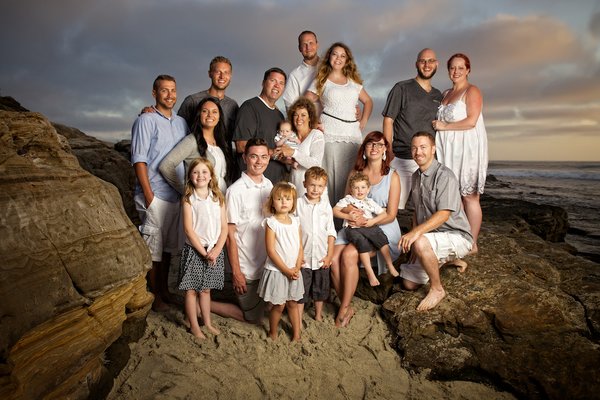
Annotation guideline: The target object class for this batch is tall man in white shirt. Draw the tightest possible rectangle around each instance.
[282,30,320,111]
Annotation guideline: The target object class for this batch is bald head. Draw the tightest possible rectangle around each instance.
[416,48,438,80]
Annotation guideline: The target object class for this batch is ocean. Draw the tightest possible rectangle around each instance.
[486,161,600,263]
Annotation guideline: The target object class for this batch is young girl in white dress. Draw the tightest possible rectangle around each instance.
[257,182,304,341]
[178,157,227,339]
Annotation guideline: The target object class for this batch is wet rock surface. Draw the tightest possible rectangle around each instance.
[358,196,600,399]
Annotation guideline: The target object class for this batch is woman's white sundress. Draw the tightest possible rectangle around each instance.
[435,93,488,196]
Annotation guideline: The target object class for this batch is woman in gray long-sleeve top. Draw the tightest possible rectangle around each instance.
[160,97,237,194]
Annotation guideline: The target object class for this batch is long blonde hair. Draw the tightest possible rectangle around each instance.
[183,157,225,206]
[315,42,363,97]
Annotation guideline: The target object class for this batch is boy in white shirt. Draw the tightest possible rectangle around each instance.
[295,167,336,321]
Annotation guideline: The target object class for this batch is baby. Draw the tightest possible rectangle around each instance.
[274,120,301,169]
[333,172,399,286]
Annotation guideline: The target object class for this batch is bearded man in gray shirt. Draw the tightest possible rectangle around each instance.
[382,48,442,209]
[398,132,473,311]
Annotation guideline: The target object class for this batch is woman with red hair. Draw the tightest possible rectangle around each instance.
[331,131,401,327]
[432,53,488,253]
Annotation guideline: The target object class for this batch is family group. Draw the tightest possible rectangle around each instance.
[130,30,488,340]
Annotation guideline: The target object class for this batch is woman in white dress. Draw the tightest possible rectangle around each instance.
[160,97,237,195]
[305,42,372,208]
[432,53,488,252]
[273,97,324,197]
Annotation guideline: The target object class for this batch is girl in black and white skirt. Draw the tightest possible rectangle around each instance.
[178,157,227,339]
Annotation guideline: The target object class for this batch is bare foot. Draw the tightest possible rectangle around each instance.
[387,264,400,278]
[315,314,323,322]
[417,287,446,311]
[453,259,468,273]
[468,243,478,255]
[268,331,278,340]
[292,335,301,342]
[190,326,206,339]
[341,307,355,327]
[206,325,221,335]
[367,273,381,287]
[335,307,348,327]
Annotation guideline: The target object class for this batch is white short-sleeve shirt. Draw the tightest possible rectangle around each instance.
[263,215,301,272]
[187,191,222,250]
[226,172,273,280]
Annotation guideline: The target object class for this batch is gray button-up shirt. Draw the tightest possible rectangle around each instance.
[409,159,473,242]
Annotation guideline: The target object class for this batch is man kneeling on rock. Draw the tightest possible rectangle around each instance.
[398,131,473,311]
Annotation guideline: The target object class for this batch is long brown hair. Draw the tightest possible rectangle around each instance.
[190,97,237,185]
[315,42,362,97]
[353,131,392,175]
[183,157,225,206]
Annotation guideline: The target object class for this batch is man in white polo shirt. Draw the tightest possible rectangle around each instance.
[224,138,273,322]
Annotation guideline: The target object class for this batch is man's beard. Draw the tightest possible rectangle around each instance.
[418,67,437,80]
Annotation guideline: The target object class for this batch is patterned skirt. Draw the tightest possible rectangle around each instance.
[178,243,225,291]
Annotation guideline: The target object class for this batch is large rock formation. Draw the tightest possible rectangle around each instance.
[377,196,600,399]
[0,110,152,399]
[52,123,139,226]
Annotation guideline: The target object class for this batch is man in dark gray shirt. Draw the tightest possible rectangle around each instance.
[232,67,287,184]
[399,132,473,311]
[177,56,239,144]
[382,48,442,209]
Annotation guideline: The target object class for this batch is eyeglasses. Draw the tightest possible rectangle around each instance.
[365,142,385,149]
[417,59,437,65]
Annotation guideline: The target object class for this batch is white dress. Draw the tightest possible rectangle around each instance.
[435,95,488,196]
[309,79,363,205]
[257,216,304,305]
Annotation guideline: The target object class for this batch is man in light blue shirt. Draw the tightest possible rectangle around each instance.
[131,74,187,311]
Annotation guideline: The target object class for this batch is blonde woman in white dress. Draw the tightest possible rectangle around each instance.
[305,42,373,208]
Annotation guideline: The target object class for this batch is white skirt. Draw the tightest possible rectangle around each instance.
[257,269,304,305]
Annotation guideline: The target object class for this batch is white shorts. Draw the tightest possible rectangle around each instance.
[135,194,182,262]
[390,158,418,210]
[399,231,472,285]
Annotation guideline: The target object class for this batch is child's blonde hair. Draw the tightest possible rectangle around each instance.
[183,157,225,206]
[264,182,297,215]
[348,172,370,189]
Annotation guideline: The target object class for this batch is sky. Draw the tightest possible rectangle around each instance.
[1,0,599,161]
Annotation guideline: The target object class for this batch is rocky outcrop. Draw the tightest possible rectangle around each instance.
[52,123,139,226]
[376,196,600,399]
[0,110,152,399]
[0,96,139,226]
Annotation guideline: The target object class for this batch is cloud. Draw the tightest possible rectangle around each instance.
[1,0,599,160]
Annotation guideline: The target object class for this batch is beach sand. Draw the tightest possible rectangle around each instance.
[108,298,514,400]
